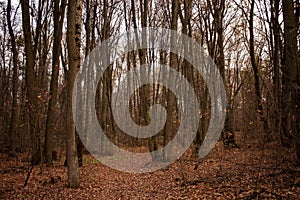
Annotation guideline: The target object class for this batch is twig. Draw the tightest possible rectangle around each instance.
[23,165,33,188]
[180,179,214,187]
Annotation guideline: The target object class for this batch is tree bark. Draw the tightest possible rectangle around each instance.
[100,0,114,155]
[45,0,66,166]
[21,0,41,165]
[249,0,268,133]
[7,0,19,154]
[270,0,281,135]
[282,0,300,161]
[66,0,82,188]
[163,0,179,162]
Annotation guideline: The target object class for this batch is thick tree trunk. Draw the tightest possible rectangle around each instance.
[66,0,82,188]
[163,0,179,162]
[282,0,300,161]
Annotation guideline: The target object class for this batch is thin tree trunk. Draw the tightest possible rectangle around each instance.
[100,0,114,155]
[45,0,66,166]
[270,0,281,135]
[249,0,268,133]
[7,0,19,154]
[21,0,41,165]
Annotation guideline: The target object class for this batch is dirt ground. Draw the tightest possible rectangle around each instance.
[1,133,300,199]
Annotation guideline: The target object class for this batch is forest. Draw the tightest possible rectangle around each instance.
[0,0,299,199]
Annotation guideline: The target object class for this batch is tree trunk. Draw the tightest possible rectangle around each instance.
[21,0,41,165]
[270,0,281,135]
[7,0,19,154]
[249,0,268,133]
[65,0,82,188]
[282,0,300,161]
[45,0,66,166]
[163,0,179,162]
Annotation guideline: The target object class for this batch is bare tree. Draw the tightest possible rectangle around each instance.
[270,0,282,135]
[249,0,268,133]
[7,0,19,154]
[65,0,82,188]
[21,0,41,165]
[281,0,300,161]
[163,0,179,161]
[44,0,67,166]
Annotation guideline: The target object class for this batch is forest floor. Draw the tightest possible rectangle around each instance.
[1,132,300,199]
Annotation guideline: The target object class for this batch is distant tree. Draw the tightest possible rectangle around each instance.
[7,0,19,154]
[209,0,238,147]
[249,0,268,133]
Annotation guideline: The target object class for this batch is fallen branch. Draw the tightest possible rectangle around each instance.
[23,165,33,188]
